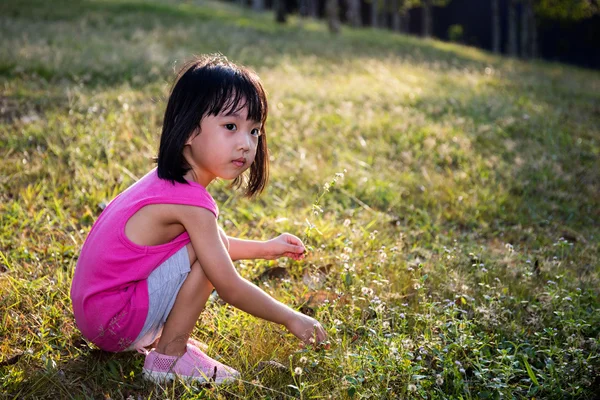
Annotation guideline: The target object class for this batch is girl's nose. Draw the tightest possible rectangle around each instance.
[239,131,252,152]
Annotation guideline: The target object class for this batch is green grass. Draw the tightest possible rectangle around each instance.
[1,0,599,398]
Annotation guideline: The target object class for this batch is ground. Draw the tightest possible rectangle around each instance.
[1,0,599,398]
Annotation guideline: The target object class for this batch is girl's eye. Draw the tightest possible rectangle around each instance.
[225,124,236,131]
[250,128,261,137]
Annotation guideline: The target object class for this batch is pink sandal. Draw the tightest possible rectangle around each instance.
[142,345,240,384]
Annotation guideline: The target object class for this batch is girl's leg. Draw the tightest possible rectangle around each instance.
[155,243,213,356]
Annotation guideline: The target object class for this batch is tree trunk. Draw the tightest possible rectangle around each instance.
[380,0,389,28]
[520,0,529,58]
[422,0,432,38]
[299,0,307,16]
[530,1,538,58]
[371,0,378,28]
[402,10,410,33]
[326,0,341,34]
[253,0,264,12]
[391,0,401,32]
[507,0,517,56]
[492,0,500,53]
[346,0,361,27]
[274,0,287,23]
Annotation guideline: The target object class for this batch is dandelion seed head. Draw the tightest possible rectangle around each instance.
[294,367,303,375]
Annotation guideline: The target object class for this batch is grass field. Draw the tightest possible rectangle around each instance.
[1,0,599,398]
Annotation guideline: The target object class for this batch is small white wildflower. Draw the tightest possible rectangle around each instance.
[375,303,385,314]
[413,283,422,290]
[459,368,466,374]
[343,247,353,254]
[334,319,342,326]
[436,374,444,385]
[379,250,388,263]
[294,367,303,375]
[299,356,308,364]
[361,287,373,296]
[323,182,330,191]
[343,219,351,227]
[407,383,417,392]
[340,253,350,262]
[383,321,390,329]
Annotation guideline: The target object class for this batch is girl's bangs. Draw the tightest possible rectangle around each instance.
[206,75,266,124]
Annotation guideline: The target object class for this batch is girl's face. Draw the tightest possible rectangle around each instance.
[183,105,262,187]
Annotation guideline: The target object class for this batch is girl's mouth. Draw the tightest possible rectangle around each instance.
[232,158,246,167]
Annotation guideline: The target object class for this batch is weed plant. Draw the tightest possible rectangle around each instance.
[1,0,599,398]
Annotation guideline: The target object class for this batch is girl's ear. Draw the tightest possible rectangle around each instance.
[185,127,200,146]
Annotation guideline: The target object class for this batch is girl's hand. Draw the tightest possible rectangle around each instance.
[263,233,305,260]
[285,311,328,348]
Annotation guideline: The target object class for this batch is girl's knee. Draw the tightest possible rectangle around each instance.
[189,260,214,291]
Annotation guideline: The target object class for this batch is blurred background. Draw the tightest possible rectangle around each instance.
[238,0,600,69]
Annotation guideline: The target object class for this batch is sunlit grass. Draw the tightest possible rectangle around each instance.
[1,0,599,398]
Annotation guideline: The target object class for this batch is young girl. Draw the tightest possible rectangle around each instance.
[70,55,327,384]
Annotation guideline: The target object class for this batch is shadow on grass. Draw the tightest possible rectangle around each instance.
[0,0,507,86]
[5,344,155,399]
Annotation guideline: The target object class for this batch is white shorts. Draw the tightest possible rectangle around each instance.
[127,246,190,352]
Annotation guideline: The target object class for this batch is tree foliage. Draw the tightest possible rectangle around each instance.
[535,0,599,20]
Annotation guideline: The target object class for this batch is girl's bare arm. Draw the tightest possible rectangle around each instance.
[226,233,305,261]
[176,205,326,344]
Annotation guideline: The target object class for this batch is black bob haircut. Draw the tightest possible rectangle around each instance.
[156,54,269,197]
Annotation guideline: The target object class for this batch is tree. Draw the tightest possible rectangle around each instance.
[492,0,501,53]
[391,0,401,31]
[252,0,264,12]
[326,0,341,33]
[422,0,432,37]
[521,0,534,58]
[392,0,420,33]
[346,0,362,27]
[300,0,318,18]
[519,0,599,60]
[536,0,599,19]
[274,0,287,23]
[421,0,451,38]
[371,0,380,28]
[507,0,518,56]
